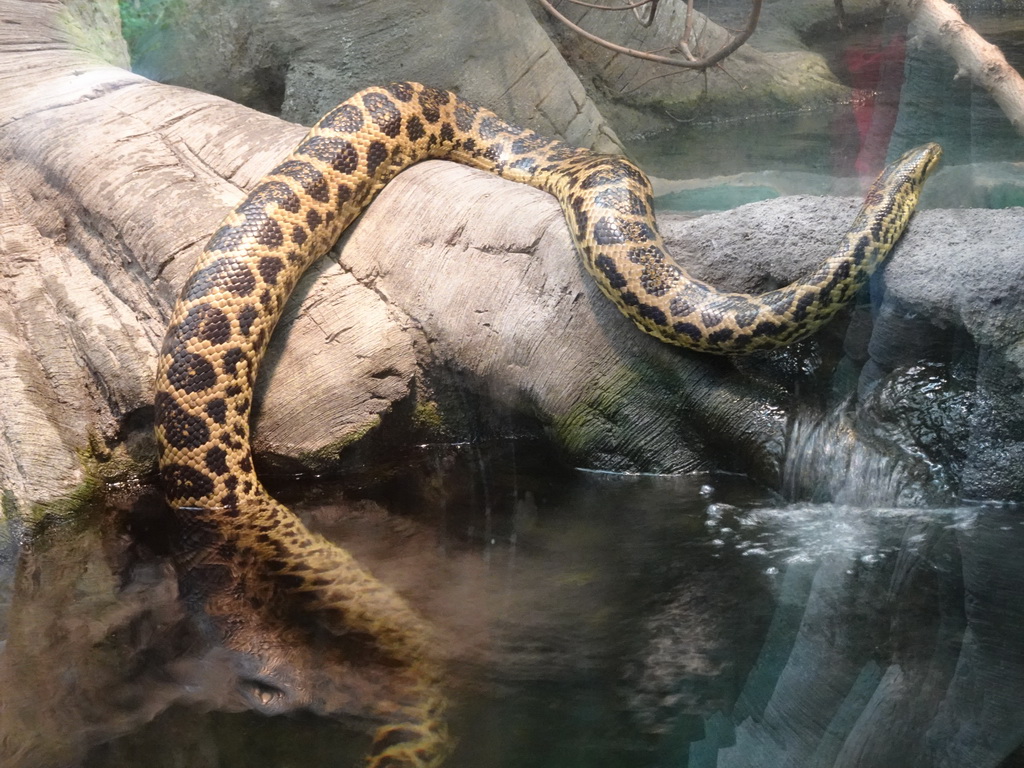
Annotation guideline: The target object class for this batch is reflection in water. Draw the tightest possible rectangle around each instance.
[0,446,1021,767]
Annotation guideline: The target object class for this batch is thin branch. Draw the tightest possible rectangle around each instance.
[632,0,660,27]
[561,0,656,10]
[559,0,662,27]
[538,0,762,71]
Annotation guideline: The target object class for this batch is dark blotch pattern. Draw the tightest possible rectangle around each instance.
[454,99,477,133]
[594,187,647,216]
[793,292,816,322]
[222,346,246,376]
[701,307,724,329]
[672,322,704,342]
[363,91,402,138]
[752,320,782,338]
[478,116,506,140]
[299,136,359,174]
[258,255,285,285]
[366,140,389,176]
[237,305,259,337]
[593,217,626,246]
[732,300,760,329]
[405,114,425,142]
[179,303,232,346]
[275,160,331,204]
[384,82,414,102]
[156,391,211,450]
[161,462,214,501]
[511,135,551,156]
[184,257,257,300]
[594,253,627,289]
[669,295,694,317]
[418,87,449,123]
[851,234,873,265]
[628,246,680,297]
[255,218,283,247]
[767,290,797,318]
[249,181,300,213]
[510,156,538,175]
[205,445,229,475]
[166,352,217,394]
[481,143,504,164]
[619,219,655,243]
[578,167,619,190]
[320,102,364,133]
[570,197,588,236]
[637,303,668,326]
[579,160,649,191]
[206,398,227,425]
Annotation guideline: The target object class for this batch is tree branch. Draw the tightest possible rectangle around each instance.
[537,0,761,70]
[891,0,1024,136]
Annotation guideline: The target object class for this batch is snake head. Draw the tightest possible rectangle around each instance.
[894,142,943,185]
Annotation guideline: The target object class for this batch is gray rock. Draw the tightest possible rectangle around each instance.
[130,0,623,153]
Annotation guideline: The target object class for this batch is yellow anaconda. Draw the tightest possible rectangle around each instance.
[156,82,940,766]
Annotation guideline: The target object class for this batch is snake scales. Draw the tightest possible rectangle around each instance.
[156,82,940,766]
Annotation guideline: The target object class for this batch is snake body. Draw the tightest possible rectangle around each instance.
[156,82,940,766]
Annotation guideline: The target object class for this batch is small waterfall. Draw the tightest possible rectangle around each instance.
[781,404,935,507]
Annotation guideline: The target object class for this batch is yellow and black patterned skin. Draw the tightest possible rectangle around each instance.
[155,82,940,766]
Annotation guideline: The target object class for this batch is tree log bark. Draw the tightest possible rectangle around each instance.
[892,0,1024,136]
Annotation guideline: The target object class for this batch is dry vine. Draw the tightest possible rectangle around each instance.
[538,0,762,70]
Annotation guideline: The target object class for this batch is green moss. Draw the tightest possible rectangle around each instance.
[27,476,104,528]
[79,432,153,486]
[9,434,152,529]
[297,415,383,473]
[552,367,643,459]
[411,399,447,438]
[58,0,131,67]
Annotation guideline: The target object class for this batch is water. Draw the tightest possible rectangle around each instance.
[3,441,1023,767]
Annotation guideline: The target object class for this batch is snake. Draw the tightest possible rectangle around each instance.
[155,82,940,767]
